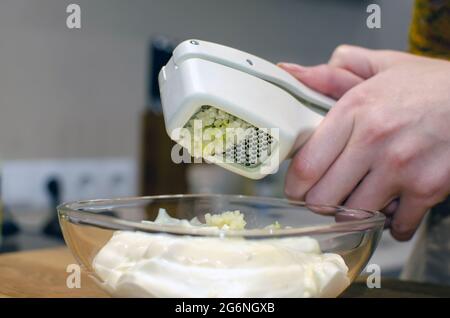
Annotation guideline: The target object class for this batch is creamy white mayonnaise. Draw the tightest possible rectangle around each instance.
[92,209,350,298]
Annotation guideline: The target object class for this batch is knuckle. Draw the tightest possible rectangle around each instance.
[338,88,368,111]
[330,44,353,62]
[341,94,410,149]
[408,175,444,200]
[386,146,417,169]
[354,116,393,147]
[292,154,319,182]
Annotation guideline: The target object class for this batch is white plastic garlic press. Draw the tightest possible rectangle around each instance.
[158,39,335,180]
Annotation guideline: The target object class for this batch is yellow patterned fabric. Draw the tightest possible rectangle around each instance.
[404,0,450,285]
[409,0,450,60]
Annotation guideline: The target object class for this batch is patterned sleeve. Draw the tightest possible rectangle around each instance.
[409,0,450,60]
[402,0,450,285]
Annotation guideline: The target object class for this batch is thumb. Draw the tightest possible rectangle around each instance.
[328,45,407,79]
[278,63,363,100]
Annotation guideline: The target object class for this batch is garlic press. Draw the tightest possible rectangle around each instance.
[158,39,335,179]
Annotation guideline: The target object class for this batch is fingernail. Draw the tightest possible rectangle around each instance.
[383,200,399,215]
[278,63,307,73]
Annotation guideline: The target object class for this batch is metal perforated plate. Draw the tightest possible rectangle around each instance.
[224,127,274,168]
[184,106,276,168]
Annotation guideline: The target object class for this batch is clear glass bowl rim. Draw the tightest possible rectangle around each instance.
[58,194,386,238]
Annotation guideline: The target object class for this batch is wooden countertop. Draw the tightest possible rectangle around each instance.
[1,247,449,298]
[0,247,108,298]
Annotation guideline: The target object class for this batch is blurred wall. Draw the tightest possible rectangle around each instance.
[0,0,414,160]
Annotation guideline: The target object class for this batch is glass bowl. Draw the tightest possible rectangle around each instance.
[58,194,384,298]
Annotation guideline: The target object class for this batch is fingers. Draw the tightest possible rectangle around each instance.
[279,45,410,100]
[328,45,379,79]
[285,98,355,200]
[278,63,364,99]
[382,200,399,216]
[344,170,398,212]
[382,199,399,228]
[303,146,371,206]
[390,195,429,241]
[328,45,411,79]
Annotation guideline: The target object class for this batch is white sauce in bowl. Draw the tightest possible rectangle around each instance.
[92,209,350,297]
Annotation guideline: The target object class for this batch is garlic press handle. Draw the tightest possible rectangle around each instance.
[173,39,336,112]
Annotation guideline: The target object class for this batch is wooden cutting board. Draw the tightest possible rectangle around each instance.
[1,247,449,298]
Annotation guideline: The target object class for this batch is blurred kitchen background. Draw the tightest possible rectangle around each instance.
[0,0,415,276]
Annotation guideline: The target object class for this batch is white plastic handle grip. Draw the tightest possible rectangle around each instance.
[172,39,336,112]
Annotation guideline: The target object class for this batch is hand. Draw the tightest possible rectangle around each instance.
[279,45,450,241]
